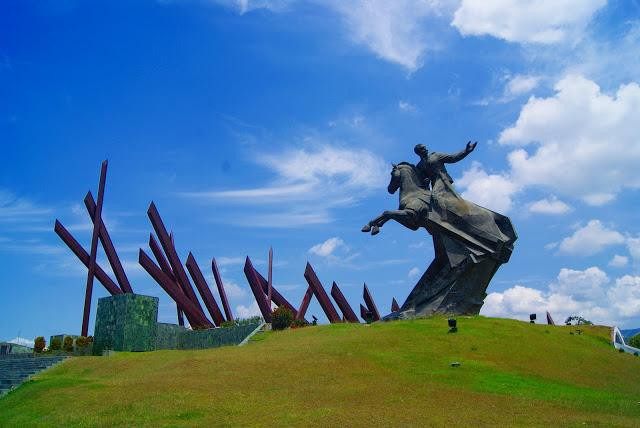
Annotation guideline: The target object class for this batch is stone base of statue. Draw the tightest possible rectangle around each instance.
[383,202,517,320]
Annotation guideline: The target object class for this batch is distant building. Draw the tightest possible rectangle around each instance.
[0,341,33,355]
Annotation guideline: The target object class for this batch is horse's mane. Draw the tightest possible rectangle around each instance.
[397,161,415,167]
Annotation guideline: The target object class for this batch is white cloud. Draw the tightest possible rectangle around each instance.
[626,236,640,262]
[214,0,449,71]
[499,75,640,206]
[211,0,293,14]
[216,256,247,266]
[186,183,313,203]
[452,0,606,44]
[236,301,262,318]
[528,196,571,214]
[408,266,420,278]
[325,0,450,72]
[482,267,640,326]
[259,145,387,190]
[505,74,540,97]
[456,161,519,212]
[309,237,345,257]
[182,144,387,227]
[221,278,248,298]
[467,75,640,211]
[609,254,629,268]
[608,275,640,318]
[229,211,331,228]
[0,237,65,255]
[186,145,386,204]
[548,266,608,301]
[120,260,147,277]
[558,220,625,256]
[398,100,417,113]
[0,190,52,224]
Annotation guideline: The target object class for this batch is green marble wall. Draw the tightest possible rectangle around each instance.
[93,294,159,354]
[176,323,261,350]
[156,322,185,350]
[93,294,260,353]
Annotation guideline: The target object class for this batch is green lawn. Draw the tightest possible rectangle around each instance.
[1,316,639,427]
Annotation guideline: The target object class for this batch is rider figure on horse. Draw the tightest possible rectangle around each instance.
[413,142,477,194]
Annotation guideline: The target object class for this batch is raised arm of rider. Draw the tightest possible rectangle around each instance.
[441,141,477,163]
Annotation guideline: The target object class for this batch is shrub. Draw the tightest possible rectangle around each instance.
[236,316,263,326]
[34,336,46,353]
[50,337,62,351]
[63,336,74,352]
[271,306,294,330]
[629,334,640,349]
[564,315,593,326]
[221,320,236,328]
[76,336,88,348]
[291,318,308,329]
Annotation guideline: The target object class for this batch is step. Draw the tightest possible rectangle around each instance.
[0,374,35,380]
[0,356,68,398]
[0,380,24,387]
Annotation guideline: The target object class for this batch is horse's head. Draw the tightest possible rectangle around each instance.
[388,162,421,194]
[388,163,401,194]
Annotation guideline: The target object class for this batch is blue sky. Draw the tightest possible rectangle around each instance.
[2,0,640,343]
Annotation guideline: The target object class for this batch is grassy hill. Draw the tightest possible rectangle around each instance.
[1,316,639,427]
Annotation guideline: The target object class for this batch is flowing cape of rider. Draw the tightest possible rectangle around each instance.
[382,162,516,318]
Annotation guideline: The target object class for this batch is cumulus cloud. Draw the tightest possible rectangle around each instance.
[608,275,640,318]
[499,75,640,205]
[236,301,262,318]
[528,196,571,214]
[222,278,248,298]
[460,75,640,211]
[627,236,640,262]
[558,220,625,256]
[452,0,606,44]
[609,254,629,268]
[456,161,519,212]
[482,266,640,326]
[309,237,345,257]
[548,267,608,301]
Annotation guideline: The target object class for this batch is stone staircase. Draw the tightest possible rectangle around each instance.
[0,355,68,397]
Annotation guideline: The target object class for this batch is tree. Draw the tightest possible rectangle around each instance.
[34,336,46,353]
[564,315,593,326]
[50,337,62,351]
[271,306,294,330]
[629,334,640,349]
[63,336,74,352]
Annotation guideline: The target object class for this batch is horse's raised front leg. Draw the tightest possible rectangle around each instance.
[362,209,416,235]
[362,212,387,234]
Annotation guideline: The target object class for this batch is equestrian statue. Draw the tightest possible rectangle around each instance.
[362,142,517,319]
